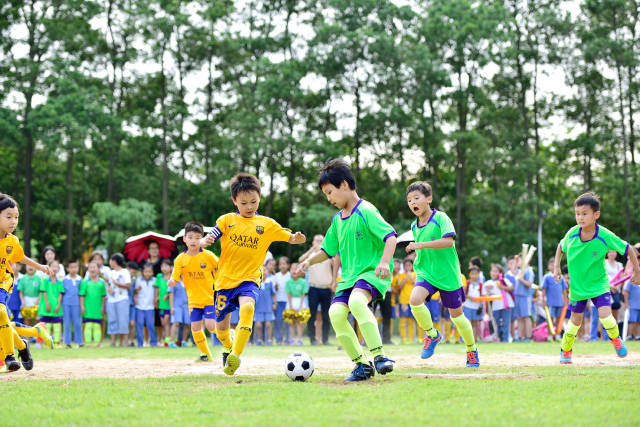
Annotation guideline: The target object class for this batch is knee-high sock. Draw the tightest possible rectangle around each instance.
[329,303,364,363]
[216,328,232,349]
[452,314,476,351]
[52,323,61,344]
[192,329,212,358]
[0,305,14,357]
[12,322,38,338]
[233,303,254,356]
[408,319,415,342]
[349,292,384,357]
[84,323,101,345]
[561,321,580,352]
[411,304,437,337]
[600,315,620,340]
[11,327,25,350]
[399,317,408,343]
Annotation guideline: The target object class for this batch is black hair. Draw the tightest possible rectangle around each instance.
[406,181,432,197]
[47,259,59,267]
[561,265,569,275]
[318,158,356,190]
[126,260,138,270]
[160,259,173,267]
[230,173,261,199]
[110,253,126,268]
[574,192,600,212]
[184,221,204,236]
[67,259,79,266]
[89,251,105,263]
[142,262,154,271]
[491,263,504,273]
[402,257,413,264]
[41,245,56,264]
[278,256,290,264]
[0,194,18,213]
[469,266,480,273]
[146,240,159,248]
[469,256,483,268]
[548,257,555,265]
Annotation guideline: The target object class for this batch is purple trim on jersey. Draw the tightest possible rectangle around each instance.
[625,244,629,257]
[331,280,382,305]
[39,316,63,323]
[579,224,599,243]
[414,280,465,309]
[442,232,456,239]
[568,292,612,314]
[383,232,397,242]
[417,209,437,229]
[83,318,103,324]
[340,199,363,220]
[320,248,333,258]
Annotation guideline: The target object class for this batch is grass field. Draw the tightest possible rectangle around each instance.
[1,340,639,426]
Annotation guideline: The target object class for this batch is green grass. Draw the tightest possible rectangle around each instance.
[1,341,640,426]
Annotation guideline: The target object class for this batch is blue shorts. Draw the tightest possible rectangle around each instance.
[215,282,259,322]
[629,309,640,323]
[171,304,190,325]
[463,306,483,321]
[427,299,441,322]
[190,305,215,323]
[514,296,531,318]
[398,304,413,318]
[254,311,275,322]
[549,306,564,318]
[0,288,8,306]
[129,304,136,323]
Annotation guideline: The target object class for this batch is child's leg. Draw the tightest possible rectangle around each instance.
[135,309,144,347]
[255,321,263,342]
[449,306,476,351]
[407,318,415,342]
[232,297,255,356]
[266,320,273,342]
[53,322,62,345]
[410,287,438,338]
[215,313,232,349]
[561,311,583,351]
[162,315,171,342]
[191,319,212,358]
[329,302,365,363]
[398,316,408,343]
[63,306,72,345]
[146,310,158,346]
[348,289,385,357]
[73,306,83,345]
[598,305,620,339]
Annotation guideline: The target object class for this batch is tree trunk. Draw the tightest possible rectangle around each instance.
[160,40,170,234]
[354,81,361,184]
[454,70,469,255]
[65,147,74,260]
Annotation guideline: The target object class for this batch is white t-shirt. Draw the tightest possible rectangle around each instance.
[37,264,66,280]
[134,276,155,310]
[107,268,131,303]
[84,265,111,279]
[274,271,291,302]
[482,279,514,311]
[464,281,482,310]
[605,260,623,281]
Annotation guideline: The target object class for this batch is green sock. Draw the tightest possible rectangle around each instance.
[411,304,437,337]
[329,303,365,363]
[349,291,384,357]
[53,323,62,344]
[600,315,619,340]
[451,314,476,351]
[561,321,580,352]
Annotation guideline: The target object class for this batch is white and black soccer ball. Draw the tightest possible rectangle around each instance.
[285,351,314,381]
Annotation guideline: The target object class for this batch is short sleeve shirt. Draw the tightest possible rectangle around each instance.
[17,274,42,298]
[79,278,107,319]
[623,282,640,310]
[285,277,309,298]
[541,273,567,307]
[0,233,25,293]
[107,268,132,303]
[155,273,171,310]
[171,250,218,309]
[38,278,64,317]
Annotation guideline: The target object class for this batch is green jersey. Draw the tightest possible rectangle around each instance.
[38,278,64,317]
[79,278,107,320]
[561,223,629,301]
[321,199,396,296]
[286,277,309,297]
[17,274,42,298]
[411,209,462,291]
[155,273,171,310]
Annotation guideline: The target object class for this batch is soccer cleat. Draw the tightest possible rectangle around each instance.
[17,339,34,370]
[224,353,241,376]
[4,355,20,372]
[221,347,231,368]
[466,349,480,367]
[0,364,7,374]
[373,355,395,375]
[560,350,572,364]
[610,337,628,358]
[344,361,375,382]
[35,323,53,349]
[169,341,178,348]
[197,354,211,362]
[421,330,442,359]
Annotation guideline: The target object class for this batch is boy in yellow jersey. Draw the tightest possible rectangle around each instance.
[168,221,219,362]
[0,194,53,371]
[201,173,306,375]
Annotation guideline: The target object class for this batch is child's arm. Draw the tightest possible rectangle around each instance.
[627,245,640,285]
[406,237,453,252]
[298,293,306,311]
[55,293,63,314]
[43,292,51,312]
[154,287,159,307]
[297,251,329,274]
[80,296,85,316]
[288,232,306,245]
[19,290,25,308]
[553,244,563,282]
[169,292,175,315]
[375,235,397,279]
[19,255,51,276]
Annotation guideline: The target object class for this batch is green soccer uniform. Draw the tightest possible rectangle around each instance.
[411,209,462,291]
[155,273,171,310]
[17,274,42,298]
[286,278,309,297]
[38,278,65,317]
[321,199,396,296]
[561,223,629,301]
[79,278,107,320]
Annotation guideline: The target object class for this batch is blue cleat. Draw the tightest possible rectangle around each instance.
[421,331,441,359]
[373,355,395,375]
[611,337,627,358]
[344,362,375,382]
[466,349,480,367]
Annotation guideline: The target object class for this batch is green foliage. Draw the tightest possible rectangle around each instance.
[88,199,158,251]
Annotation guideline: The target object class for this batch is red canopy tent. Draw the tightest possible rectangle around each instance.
[123,231,177,263]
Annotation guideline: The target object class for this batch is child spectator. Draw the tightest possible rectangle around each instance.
[482,264,514,342]
[514,255,535,342]
[623,249,640,340]
[286,262,309,345]
[390,258,401,342]
[80,261,107,347]
[273,256,292,344]
[38,246,66,280]
[463,266,483,340]
[134,262,157,347]
[168,279,190,348]
[8,263,23,323]
[393,258,417,344]
[62,260,83,347]
[39,260,64,346]
[605,250,624,324]
[18,264,41,326]
[126,261,139,347]
[103,253,132,347]
[155,259,172,346]
[541,257,568,340]
[469,256,485,283]
[254,258,277,345]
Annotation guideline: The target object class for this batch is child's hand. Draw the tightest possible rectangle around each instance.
[375,262,391,280]
[171,307,175,315]
[289,232,306,245]
[630,272,640,286]
[134,297,138,306]
[167,279,177,287]
[39,264,52,276]
[45,303,52,312]
[295,261,309,276]
[54,304,61,314]
[81,306,85,315]
[164,295,169,301]
[201,234,216,247]
[553,265,562,282]
[405,242,419,253]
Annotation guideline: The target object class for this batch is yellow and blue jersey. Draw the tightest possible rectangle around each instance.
[171,249,218,309]
[0,233,25,294]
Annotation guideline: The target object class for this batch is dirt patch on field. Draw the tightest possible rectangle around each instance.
[1,352,638,381]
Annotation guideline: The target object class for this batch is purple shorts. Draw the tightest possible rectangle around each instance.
[332,280,382,305]
[83,318,103,324]
[415,280,465,309]
[569,292,612,314]
[39,316,63,323]
[158,309,171,317]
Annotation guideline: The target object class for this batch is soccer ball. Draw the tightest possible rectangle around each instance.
[285,351,314,381]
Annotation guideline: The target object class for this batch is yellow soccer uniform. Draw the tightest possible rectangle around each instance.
[214,213,291,290]
[171,249,218,309]
[397,272,417,305]
[0,234,25,294]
